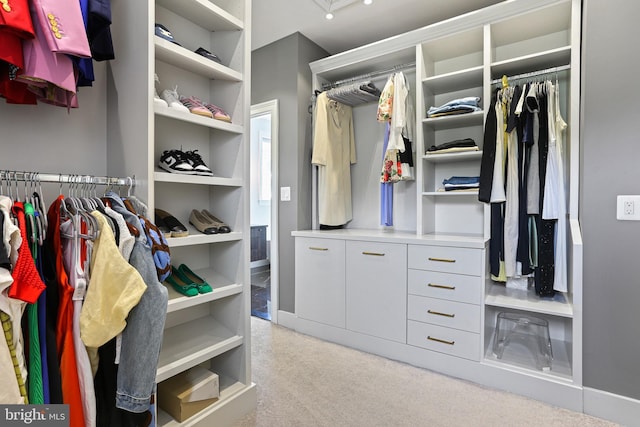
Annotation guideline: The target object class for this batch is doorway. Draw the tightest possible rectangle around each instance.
[250,100,279,323]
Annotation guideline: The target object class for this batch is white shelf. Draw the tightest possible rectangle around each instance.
[167,231,243,248]
[156,0,243,32]
[422,66,484,94]
[155,105,243,133]
[154,171,242,187]
[485,283,573,318]
[423,110,484,130]
[155,38,243,81]
[483,331,573,382]
[423,151,482,163]
[157,320,243,382]
[491,46,571,79]
[156,378,248,426]
[422,190,479,196]
[165,280,243,313]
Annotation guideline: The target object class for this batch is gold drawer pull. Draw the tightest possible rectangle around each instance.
[362,251,385,256]
[428,257,456,263]
[428,283,456,290]
[428,309,455,318]
[309,247,328,251]
[427,336,455,345]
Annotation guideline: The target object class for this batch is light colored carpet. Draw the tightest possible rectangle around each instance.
[233,317,618,427]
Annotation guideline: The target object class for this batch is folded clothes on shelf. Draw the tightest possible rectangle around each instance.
[427,96,481,118]
[442,175,480,191]
[426,137,478,154]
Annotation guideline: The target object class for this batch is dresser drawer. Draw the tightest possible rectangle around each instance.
[408,245,483,276]
[407,321,480,361]
[408,296,480,333]
[408,269,482,304]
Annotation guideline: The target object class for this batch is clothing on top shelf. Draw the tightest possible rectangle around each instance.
[427,96,481,118]
[478,78,567,296]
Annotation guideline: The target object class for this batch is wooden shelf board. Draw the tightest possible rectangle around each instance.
[166,275,242,313]
[422,66,484,93]
[156,0,243,31]
[154,171,242,187]
[485,283,573,318]
[155,105,243,133]
[422,110,484,130]
[423,151,483,163]
[491,46,571,79]
[167,231,243,248]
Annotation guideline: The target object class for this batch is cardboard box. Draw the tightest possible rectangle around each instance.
[158,366,220,422]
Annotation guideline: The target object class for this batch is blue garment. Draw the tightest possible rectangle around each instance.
[76,0,95,87]
[427,96,481,117]
[443,176,480,185]
[381,122,393,226]
[107,193,168,413]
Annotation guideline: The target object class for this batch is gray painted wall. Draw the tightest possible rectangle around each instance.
[581,0,640,400]
[251,33,328,312]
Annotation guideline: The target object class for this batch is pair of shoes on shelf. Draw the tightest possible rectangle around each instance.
[164,265,212,297]
[180,96,232,123]
[154,23,223,65]
[189,209,231,234]
[159,149,214,176]
[155,209,188,238]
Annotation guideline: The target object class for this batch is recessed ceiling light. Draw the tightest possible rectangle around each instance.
[326,12,334,19]
[363,0,373,4]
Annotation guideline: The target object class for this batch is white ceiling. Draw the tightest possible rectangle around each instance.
[251,0,504,55]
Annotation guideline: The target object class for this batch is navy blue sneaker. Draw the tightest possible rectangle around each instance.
[155,23,181,46]
[194,47,222,64]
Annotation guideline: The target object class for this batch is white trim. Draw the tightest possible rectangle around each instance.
[584,387,640,426]
[276,310,297,329]
[251,100,280,324]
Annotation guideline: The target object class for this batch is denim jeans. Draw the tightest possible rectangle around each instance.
[107,193,168,412]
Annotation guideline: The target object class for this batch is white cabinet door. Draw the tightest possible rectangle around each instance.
[346,241,407,343]
[295,237,346,328]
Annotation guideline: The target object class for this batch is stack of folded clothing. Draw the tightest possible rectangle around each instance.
[426,138,479,155]
[427,96,481,118]
[441,176,480,192]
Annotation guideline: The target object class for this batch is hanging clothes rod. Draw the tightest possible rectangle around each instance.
[491,64,571,85]
[0,170,134,188]
[322,61,416,90]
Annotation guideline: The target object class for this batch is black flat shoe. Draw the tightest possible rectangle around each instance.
[155,209,189,238]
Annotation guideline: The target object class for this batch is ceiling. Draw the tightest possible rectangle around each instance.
[251,0,504,55]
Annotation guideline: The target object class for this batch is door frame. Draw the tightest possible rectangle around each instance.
[250,99,279,323]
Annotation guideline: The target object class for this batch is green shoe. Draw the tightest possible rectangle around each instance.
[165,267,198,297]
[177,264,213,294]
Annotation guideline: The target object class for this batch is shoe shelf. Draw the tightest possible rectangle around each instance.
[154,171,242,187]
[166,281,243,313]
[423,151,483,164]
[155,105,243,134]
[422,110,484,130]
[156,319,243,382]
[166,231,243,248]
[156,0,243,32]
[485,284,574,318]
[156,377,247,427]
[154,37,243,81]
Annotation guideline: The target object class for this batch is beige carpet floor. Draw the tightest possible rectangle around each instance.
[233,317,618,427]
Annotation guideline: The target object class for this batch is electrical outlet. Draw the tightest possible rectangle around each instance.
[617,195,640,220]
[280,186,291,201]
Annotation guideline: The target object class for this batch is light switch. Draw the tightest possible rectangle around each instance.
[280,186,291,201]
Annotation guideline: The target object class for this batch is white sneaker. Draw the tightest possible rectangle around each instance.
[161,86,190,113]
[154,74,168,108]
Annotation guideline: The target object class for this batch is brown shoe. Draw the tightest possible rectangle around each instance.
[189,209,219,234]
[201,209,231,233]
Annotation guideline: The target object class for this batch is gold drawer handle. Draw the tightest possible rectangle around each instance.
[428,283,456,290]
[362,251,385,256]
[427,336,455,345]
[428,257,456,263]
[309,247,328,251]
[428,309,455,318]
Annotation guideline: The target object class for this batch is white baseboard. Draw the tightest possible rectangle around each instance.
[276,310,296,329]
[584,387,640,426]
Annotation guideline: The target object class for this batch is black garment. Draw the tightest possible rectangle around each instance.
[0,210,11,270]
[489,203,505,278]
[534,92,555,297]
[478,89,499,203]
[427,137,477,153]
[41,235,63,404]
[319,224,345,230]
[400,136,414,167]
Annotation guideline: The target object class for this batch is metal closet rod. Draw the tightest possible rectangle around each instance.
[491,64,571,84]
[322,61,416,90]
[0,170,135,187]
